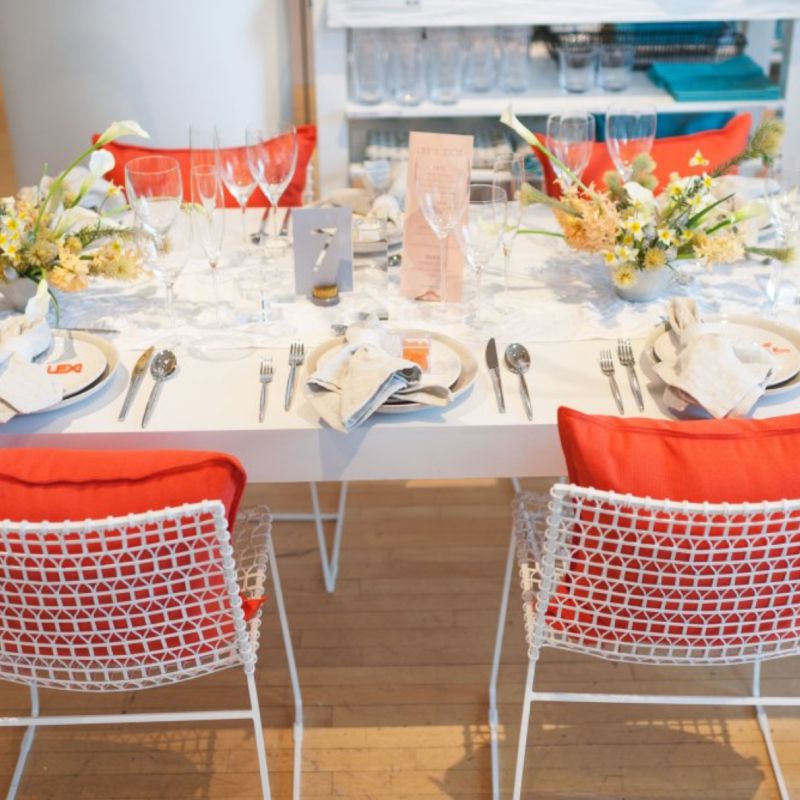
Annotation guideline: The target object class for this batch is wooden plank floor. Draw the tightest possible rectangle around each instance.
[1,479,799,799]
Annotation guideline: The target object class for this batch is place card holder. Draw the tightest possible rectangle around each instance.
[292,207,354,296]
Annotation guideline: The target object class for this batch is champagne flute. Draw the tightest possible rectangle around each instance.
[547,111,596,188]
[124,155,182,239]
[605,104,657,181]
[458,184,507,331]
[414,155,471,319]
[189,125,218,172]
[764,158,800,309]
[190,163,226,321]
[215,128,257,249]
[245,123,298,258]
[492,154,525,292]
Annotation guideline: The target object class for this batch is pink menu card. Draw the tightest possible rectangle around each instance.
[400,131,474,302]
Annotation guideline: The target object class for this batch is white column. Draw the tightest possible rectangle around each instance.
[0,0,292,185]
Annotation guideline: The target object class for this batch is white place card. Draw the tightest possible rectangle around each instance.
[292,207,354,295]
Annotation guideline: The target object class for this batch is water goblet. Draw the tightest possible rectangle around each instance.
[125,155,182,239]
[547,111,595,188]
[605,104,657,181]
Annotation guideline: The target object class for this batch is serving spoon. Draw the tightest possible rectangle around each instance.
[504,342,533,421]
[141,349,178,428]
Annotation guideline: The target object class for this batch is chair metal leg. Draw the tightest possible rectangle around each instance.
[489,525,517,800]
[753,661,790,800]
[6,684,38,800]
[309,481,348,593]
[512,659,538,800]
[267,535,303,800]
[246,672,272,800]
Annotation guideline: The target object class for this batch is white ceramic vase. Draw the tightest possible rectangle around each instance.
[0,276,38,311]
[613,266,673,303]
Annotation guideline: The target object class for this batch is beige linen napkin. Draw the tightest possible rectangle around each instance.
[0,281,62,422]
[306,319,452,432]
[653,298,774,418]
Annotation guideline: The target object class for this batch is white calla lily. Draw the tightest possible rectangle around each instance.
[95,120,149,146]
[25,278,51,323]
[623,181,656,209]
[88,148,115,177]
[500,106,542,149]
[54,206,100,236]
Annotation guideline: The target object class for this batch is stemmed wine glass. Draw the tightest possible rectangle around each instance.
[190,163,226,322]
[546,111,596,188]
[414,155,471,319]
[764,157,800,309]
[458,184,507,331]
[492,154,525,292]
[215,128,257,250]
[245,123,298,258]
[125,155,183,240]
[605,104,657,181]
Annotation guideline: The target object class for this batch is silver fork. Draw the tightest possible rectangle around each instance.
[259,358,274,423]
[284,341,305,411]
[599,349,625,415]
[617,338,644,412]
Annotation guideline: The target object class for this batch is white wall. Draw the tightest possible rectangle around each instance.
[0,0,293,184]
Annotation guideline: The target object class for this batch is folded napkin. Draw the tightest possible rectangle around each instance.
[653,298,774,418]
[0,281,62,422]
[306,319,452,432]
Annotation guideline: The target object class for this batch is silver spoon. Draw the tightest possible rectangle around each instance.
[504,343,533,421]
[141,349,178,428]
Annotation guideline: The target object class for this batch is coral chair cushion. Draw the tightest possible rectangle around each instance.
[0,448,247,529]
[93,124,317,208]
[549,407,800,650]
[535,113,751,197]
[557,406,800,503]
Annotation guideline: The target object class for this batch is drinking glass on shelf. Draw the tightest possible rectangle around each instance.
[246,123,298,258]
[124,155,183,239]
[351,28,386,105]
[462,27,496,93]
[426,27,462,105]
[497,26,530,94]
[215,128,257,249]
[557,44,598,93]
[414,155,471,318]
[599,44,635,92]
[492,154,525,291]
[459,184,507,330]
[388,28,425,106]
[547,111,596,188]
[190,164,226,320]
[605,104,657,181]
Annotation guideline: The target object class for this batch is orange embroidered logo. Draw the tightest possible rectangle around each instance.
[47,363,83,375]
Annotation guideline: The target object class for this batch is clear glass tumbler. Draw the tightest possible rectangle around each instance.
[463,27,497,93]
[351,28,386,105]
[388,28,425,106]
[497,26,530,93]
[557,45,599,93]
[599,44,635,92]
[426,27,462,105]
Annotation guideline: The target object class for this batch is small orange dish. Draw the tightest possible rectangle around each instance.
[402,336,430,371]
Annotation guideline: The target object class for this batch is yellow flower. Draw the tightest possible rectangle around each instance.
[5,217,19,232]
[614,244,634,262]
[554,189,620,254]
[0,233,6,248]
[603,250,618,266]
[668,183,684,199]
[689,193,705,209]
[644,248,667,270]
[693,230,745,266]
[656,228,673,246]
[624,215,646,238]
[107,183,122,197]
[90,239,141,280]
[622,233,635,247]
[681,228,694,242]
[612,264,637,288]
[702,172,713,190]
[689,149,710,167]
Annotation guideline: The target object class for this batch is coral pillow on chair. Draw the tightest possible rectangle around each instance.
[535,113,751,197]
[93,124,317,208]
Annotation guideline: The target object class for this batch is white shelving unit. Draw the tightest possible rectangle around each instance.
[311,0,800,195]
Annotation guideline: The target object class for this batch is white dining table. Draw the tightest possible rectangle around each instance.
[2,203,799,483]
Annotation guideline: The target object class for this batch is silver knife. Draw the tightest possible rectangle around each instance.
[118,346,154,421]
[485,338,505,413]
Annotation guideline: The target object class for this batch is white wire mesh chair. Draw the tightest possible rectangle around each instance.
[0,500,302,800]
[490,483,800,800]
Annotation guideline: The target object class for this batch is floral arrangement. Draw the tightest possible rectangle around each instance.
[500,108,793,292]
[0,120,150,294]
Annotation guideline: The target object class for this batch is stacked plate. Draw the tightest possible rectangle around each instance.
[645,314,800,397]
[305,328,477,413]
[32,330,119,413]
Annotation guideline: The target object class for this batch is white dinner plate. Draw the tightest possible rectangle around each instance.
[30,331,120,414]
[37,332,108,398]
[645,314,800,398]
[305,328,477,414]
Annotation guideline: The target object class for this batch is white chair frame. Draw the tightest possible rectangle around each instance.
[0,501,302,800]
[272,481,348,593]
[490,483,800,800]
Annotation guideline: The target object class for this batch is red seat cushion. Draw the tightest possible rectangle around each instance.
[535,113,751,197]
[93,124,316,208]
[548,408,800,652]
